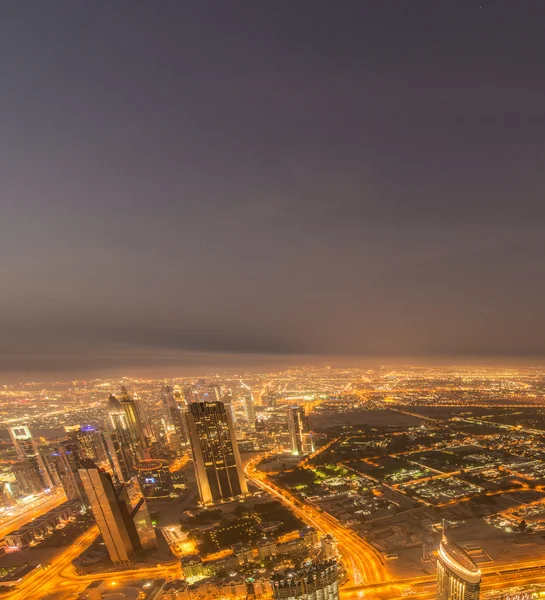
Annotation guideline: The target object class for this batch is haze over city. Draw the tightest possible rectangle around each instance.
[2,3,545,600]
[3,1,545,380]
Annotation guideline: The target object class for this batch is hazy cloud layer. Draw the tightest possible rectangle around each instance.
[2,1,545,378]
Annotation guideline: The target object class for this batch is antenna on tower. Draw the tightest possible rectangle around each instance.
[441,519,447,543]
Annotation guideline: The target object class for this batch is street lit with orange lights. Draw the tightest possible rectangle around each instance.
[0,488,67,539]
[244,454,386,586]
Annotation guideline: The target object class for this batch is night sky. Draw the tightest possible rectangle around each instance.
[2,1,545,378]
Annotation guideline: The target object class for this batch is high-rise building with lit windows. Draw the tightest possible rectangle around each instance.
[118,386,152,450]
[9,426,52,490]
[437,533,481,600]
[12,461,43,496]
[71,426,109,467]
[107,388,151,466]
[287,406,314,456]
[79,464,137,564]
[185,401,248,505]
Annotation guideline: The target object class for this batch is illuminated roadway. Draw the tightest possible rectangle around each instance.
[0,488,67,539]
[9,523,182,600]
[7,525,99,600]
[11,455,545,598]
[244,454,386,587]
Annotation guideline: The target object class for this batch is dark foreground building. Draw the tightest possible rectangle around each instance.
[185,401,248,504]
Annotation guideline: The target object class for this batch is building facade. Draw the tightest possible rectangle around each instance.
[185,401,248,505]
[78,463,145,564]
[287,406,314,456]
[437,534,481,600]
[162,384,189,449]
[9,426,52,491]
[271,560,339,600]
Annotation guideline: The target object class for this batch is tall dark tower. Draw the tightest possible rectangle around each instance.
[185,401,248,505]
[79,462,142,564]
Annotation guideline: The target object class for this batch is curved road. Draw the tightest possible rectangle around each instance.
[244,455,386,587]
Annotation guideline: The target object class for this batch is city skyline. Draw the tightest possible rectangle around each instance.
[1,366,545,598]
[3,2,545,599]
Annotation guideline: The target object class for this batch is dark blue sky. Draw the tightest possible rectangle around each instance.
[2,1,545,378]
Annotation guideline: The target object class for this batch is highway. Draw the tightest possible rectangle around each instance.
[0,488,67,539]
[8,525,99,600]
[9,523,182,600]
[341,556,545,599]
[244,455,386,586]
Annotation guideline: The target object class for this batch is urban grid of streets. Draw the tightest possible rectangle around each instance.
[13,452,545,600]
[4,367,545,598]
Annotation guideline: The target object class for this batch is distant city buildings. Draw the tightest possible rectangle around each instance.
[71,426,109,468]
[11,461,43,496]
[9,425,52,491]
[287,406,314,456]
[437,533,481,600]
[185,400,248,504]
[240,383,256,429]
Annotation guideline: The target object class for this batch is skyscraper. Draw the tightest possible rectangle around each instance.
[437,533,481,600]
[119,386,152,450]
[11,461,43,496]
[287,406,315,456]
[9,426,52,490]
[185,400,248,505]
[78,461,156,564]
[45,440,87,504]
[221,391,237,424]
[72,426,109,468]
[103,431,134,482]
[107,391,149,467]
[79,464,136,564]
[240,381,256,428]
[244,392,256,428]
[161,384,189,449]
[271,560,339,600]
